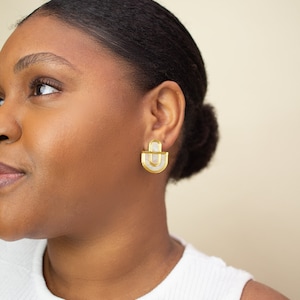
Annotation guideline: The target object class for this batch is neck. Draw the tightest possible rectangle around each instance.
[43,192,184,300]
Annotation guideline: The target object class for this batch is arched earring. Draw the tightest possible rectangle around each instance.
[141,140,169,174]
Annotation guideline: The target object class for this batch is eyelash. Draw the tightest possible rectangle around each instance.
[29,77,63,96]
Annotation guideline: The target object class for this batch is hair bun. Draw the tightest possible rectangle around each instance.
[170,104,219,180]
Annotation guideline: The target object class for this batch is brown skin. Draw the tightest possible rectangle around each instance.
[0,16,287,299]
[242,281,289,300]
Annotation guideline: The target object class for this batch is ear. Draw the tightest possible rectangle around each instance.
[142,81,185,151]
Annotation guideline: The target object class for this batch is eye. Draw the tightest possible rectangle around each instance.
[34,84,59,96]
[30,78,62,97]
[0,97,4,106]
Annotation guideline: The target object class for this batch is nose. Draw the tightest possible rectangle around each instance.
[0,102,22,144]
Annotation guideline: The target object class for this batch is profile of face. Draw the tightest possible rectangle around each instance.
[0,16,160,241]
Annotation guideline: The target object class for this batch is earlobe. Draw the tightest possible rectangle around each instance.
[143,81,185,151]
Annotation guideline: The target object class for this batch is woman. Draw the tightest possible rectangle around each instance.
[0,0,288,299]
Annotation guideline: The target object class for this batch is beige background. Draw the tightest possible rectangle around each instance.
[1,1,299,299]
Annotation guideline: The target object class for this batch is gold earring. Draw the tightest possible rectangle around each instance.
[141,140,169,174]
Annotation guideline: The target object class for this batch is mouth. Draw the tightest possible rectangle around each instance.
[0,162,25,189]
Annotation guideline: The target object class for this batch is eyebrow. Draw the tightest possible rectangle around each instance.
[14,52,76,73]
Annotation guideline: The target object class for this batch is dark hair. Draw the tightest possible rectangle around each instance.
[23,0,219,181]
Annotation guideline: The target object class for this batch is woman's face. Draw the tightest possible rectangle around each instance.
[0,16,147,240]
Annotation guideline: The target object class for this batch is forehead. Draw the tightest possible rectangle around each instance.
[0,15,127,77]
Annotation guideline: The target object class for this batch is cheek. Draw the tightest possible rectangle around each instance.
[24,106,115,191]
[15,95,143,237]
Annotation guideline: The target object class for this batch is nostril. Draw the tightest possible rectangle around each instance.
[0,135,8,141]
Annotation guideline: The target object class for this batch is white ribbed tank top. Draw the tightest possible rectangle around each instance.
[0,239,252,300]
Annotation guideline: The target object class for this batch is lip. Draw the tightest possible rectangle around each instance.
[0,162,25,189]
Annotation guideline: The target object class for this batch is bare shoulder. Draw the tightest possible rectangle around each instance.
[241,280,289,300]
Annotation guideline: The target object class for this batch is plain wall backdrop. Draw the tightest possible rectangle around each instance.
[1,1,299,299]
